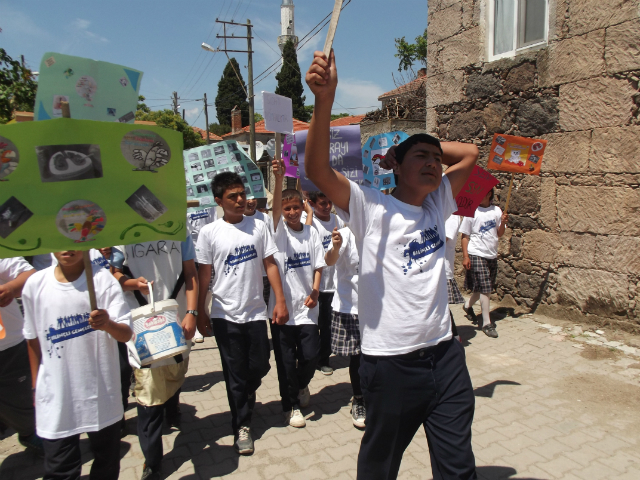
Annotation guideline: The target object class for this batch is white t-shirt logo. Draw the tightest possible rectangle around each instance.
[285,252,311,272]
[224,244,258,275]
[401,226,444,275]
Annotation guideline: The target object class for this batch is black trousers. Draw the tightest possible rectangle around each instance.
[317,292,334,366]
[357,339,476,480]
[212,318,271,432]
[270,323,320,411]
[117,342,132,413]
[136,389,180,470]
[42,421,120,480]
[0,340,36,438]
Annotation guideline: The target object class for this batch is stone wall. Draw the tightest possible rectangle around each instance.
[427,0,640,331]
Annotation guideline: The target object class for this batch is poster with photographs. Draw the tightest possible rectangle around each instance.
[182,140,266,213]
[361,131,409,191]
[0,118,185,258]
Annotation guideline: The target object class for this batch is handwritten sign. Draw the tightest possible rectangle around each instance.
[361,131,408,190]
[487,133,547,175]
[455,165,500,217]
[262,92,294,134]
[296,125,362,191]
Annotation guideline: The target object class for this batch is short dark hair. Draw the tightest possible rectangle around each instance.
[282,189,303,204]
[395,134,443,165]
[306,191,327,203]
[211,172,244,199]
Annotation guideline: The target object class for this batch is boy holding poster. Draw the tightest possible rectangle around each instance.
[196,172,289,455]
[304,50,479,479]
[22,250,132,480]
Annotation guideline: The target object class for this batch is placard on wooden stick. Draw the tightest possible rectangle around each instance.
[324,0,344,56]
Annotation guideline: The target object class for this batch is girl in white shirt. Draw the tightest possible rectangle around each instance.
[460,189,508,338]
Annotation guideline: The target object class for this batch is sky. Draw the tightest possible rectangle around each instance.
[1,0,428,130]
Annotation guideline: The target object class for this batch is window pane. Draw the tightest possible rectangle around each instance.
[494,0,515,55]
[520,0,546,46]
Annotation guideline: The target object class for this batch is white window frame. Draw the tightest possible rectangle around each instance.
[487,0,549,62]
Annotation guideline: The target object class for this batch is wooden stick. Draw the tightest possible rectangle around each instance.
[323,0,344,57]
[504,173,515,213]
[275,132,281,162]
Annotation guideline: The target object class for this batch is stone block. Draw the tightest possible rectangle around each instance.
[466,73,501,99]
[504,63,536,92]
[508,215,539,230]
[557,186,640,235]
[516,97,559,136]
[513,259,533,274]
[595,235,640,275]
[517,273,547,299]
[539,178,557,230]
[439,27,482,72]
[559,76,636,131]
[537,30,606,87]
[448,109,484,140]
[427,71,465,106]
[540,131,591,174]
[522,230,596,268]
[426,108,437,135]
[428,5,463,44]
[605,19,640,73]
[427,42,442,75]
[510,235,522,256]
[566,0,640,37]
[483,103,507,135]
[556,267,629,316]
[498,228,512,256]
[522,230,562,263]
[590,125,640,173]
[509,187,539,215]
[497,268,516,290]
[462,0,480,28]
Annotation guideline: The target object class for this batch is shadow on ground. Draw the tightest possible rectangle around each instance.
[473,380,521,398]
[477,465,546,479]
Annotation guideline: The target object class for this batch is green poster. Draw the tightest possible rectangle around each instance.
[0,119,186,259]
[183,140,266,213]
[34,52,143,123]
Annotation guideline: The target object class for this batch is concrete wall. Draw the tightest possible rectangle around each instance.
[427,0,640,331]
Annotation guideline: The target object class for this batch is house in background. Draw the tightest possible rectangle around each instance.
[426,0,640,329]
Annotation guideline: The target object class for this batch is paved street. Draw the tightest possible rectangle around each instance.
[2,304,640,479]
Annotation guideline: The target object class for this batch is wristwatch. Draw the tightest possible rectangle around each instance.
[186,310,198,316]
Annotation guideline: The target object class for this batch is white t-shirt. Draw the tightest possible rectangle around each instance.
[268,221,326,325]
[302,212,345,292]
[459,205,502,259]
[335,177,457,356]
[196,217,277,323]
[187,207,217,251]
[444,215,462,280]
[0,257,34,351]
[246,211,272,277]
[22,265,132,439]
[331,227,359,315]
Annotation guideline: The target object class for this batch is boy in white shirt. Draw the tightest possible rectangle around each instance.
[196,172,289,456]
[304,50,479,479]
[244,197,272,306]
[0,257,38,453]
[22,250,132,480]
[305,191,344,375]
[269,159,325,428]
[460,189,508,338]
[445,214,464,342]
[324,226,365,429]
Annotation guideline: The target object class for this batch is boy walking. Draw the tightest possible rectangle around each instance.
[196,172,289,455]
[269,159,325,428]
[22,250,132,480]
[304,50,479,479]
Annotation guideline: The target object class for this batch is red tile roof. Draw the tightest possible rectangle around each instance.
[222,118,310,137]
[378,75,427,100]
[192,126,223,142]
[329,114,366,127]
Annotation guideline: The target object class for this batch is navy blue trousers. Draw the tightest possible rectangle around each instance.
[357,339,476,480]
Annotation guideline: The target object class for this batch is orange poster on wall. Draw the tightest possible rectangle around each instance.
[486,133,547,175]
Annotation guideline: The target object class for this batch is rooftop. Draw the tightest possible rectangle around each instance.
[378,69,427,101]
[192,126,223,142]
[222,118,310,137]
[329,114,366,127]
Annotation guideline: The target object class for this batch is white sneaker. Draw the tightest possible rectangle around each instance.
[194,330,204,344]
[351,397,366,429]
[287,408,306,428]
[298,386,310,408]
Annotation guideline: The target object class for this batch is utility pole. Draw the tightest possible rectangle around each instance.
[203,93,211,145]
[182,109,185,121]
[209,19,256,161]
[172,91,179,115]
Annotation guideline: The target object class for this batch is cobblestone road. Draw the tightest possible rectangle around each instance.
[2,304,640,479]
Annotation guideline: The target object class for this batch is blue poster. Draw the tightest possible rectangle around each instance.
[361,131,409,190]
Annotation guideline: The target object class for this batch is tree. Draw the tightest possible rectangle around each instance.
[0,49,37,123]
[331,113,349,121]
[137,95,151,114]
[254,112,264,123]
[135,109,204,149]
[304,105,314,120]
[209,123,231,136]
[394,29,428,73]
[275,39,310,122]
[215,58,249,127]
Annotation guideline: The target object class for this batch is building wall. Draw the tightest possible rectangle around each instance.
[427,0,640,331]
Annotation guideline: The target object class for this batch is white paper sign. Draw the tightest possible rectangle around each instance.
[262,92,294,134]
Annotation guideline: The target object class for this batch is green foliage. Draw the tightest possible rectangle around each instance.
[394,29,428,72]
[254,112,264,123]
[135,109,204,150]
[0,48,38,123]
[275,39,310,122]
[304,105,314,120]
[331,113,349,121]
[137,95,151,114]
[215,58,249,127]
[209,123,231,136]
